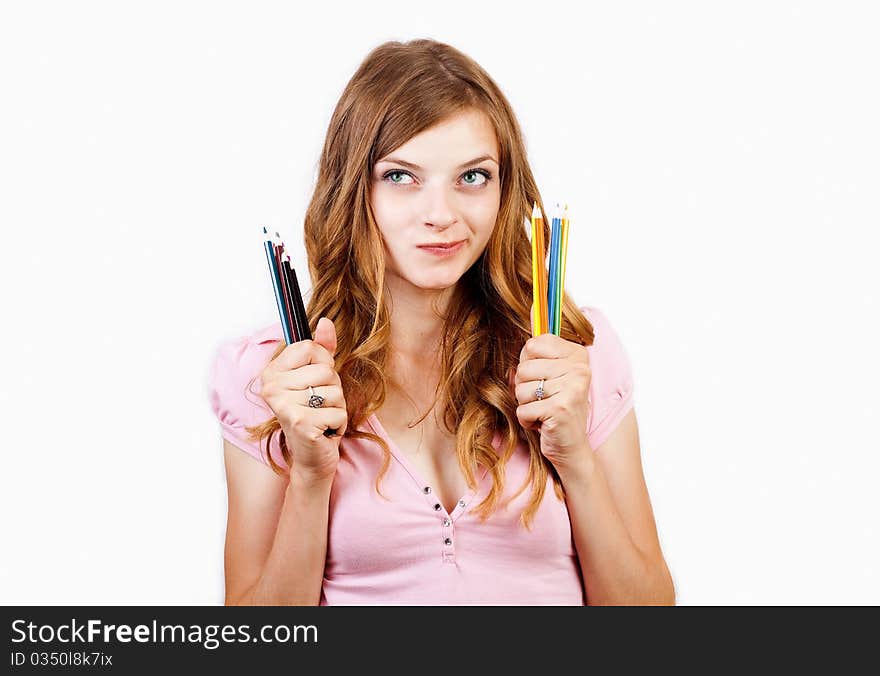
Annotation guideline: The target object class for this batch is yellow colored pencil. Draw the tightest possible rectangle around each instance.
[526,218,541,336]
[529,214,541,337]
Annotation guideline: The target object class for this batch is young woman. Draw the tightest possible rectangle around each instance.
[208,39,674,605]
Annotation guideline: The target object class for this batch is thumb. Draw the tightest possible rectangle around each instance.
[312,316,337,356]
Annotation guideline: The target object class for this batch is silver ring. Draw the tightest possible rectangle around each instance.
[535,378,545,401]
[307,385,325,408]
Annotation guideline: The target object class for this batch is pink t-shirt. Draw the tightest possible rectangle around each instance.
[207,304,635,605]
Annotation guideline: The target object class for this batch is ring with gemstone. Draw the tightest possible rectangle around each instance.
[535,378,545,401]
[308,385,325,408]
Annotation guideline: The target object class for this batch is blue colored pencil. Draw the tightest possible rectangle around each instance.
[547,204,561,335]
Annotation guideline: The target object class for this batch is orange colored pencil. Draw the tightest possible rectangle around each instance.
[531,201,549,335]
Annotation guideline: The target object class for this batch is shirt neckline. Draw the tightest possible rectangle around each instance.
[367,412,491,520]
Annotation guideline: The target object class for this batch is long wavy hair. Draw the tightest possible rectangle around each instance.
[245,39,595,530]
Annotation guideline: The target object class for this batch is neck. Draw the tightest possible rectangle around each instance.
[385,276,458,362]
[382,278,460,415]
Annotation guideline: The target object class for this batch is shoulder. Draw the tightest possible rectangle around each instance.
[206,321,286,464]
[577,304,636,450]
[578,305,633,384]
[209,322,284,389]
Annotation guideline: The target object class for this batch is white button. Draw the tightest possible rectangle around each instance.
[423,486,432,494]
[443,518,451,527]
[458,500,465,507]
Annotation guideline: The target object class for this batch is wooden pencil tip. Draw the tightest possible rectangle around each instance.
[531,201,541,218]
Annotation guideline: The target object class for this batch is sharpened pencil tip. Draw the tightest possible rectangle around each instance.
[531,201,541,218]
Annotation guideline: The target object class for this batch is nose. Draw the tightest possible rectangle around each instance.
[421,183,457,230]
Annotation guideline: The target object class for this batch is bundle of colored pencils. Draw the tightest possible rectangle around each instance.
[528,201,570,337]
[262,226,312,344]
[262,227,337,437]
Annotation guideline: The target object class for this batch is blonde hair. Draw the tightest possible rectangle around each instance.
[245,39,594,530]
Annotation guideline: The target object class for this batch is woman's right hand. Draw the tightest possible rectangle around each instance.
[259,317,347,482]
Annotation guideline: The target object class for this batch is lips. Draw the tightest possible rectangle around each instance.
[416,239,466,257]
[416,240,465,249]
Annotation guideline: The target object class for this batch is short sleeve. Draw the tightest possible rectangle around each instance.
[580,305,636,450]
[206,321,289,469]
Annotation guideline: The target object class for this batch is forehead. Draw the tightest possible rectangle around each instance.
[378,109,499,165]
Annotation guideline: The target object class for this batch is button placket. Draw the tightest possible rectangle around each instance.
[441,515,455,564]
[420,485,449,516]
[415,483,472,564]
[441,516,453,542]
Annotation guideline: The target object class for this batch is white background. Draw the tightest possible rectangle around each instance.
[1,1,877,605]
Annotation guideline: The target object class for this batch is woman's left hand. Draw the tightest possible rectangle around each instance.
[511,331,594,473]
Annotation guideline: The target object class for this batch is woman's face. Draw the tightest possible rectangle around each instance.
[370,109,501,293]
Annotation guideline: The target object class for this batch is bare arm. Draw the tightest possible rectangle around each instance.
[559,408,675,605]
[223,439,333,606]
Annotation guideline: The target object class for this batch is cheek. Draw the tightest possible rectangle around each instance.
[372,181,416,209]
[469,185,500,220]
[370,185,394,221]
[371,188,412,240]
[468,194,500,240]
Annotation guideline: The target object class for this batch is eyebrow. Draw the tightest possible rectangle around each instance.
[376,154,498,171]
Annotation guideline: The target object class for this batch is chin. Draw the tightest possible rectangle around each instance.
[407,272,461,290]
[416,279,459,290]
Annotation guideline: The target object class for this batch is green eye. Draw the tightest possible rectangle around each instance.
[462,170,490,186]
[385,170,413,184]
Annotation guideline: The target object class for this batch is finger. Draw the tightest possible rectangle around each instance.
[520,333,569,361]
[288,407,349,440]
[298,386,347,412]
[514,357,568,386]
[515,378,556,405]
[516,398,549,431]
[312,317,338,357]
[268,339,335,373]
[268,362,340,390]
[265,379,345,410]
